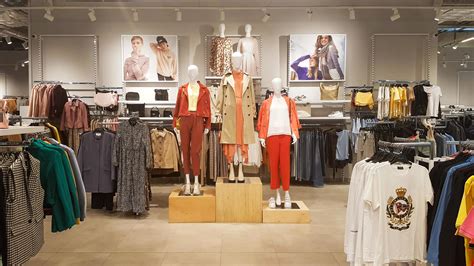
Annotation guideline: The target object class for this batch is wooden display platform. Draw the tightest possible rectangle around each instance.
[168,188,216,223]
[262,201,311,224]
[216,177,263,223]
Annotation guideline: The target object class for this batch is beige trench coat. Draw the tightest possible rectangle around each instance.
[217,72,257,145]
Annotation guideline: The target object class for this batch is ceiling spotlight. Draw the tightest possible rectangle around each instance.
[5,36,12,45]
[453,45,458,50]
[22,41,28,50]
[442,62,447,68]
[24,60,29,64]
[464,54,471,60]
[349,8,356,20]
[434,8,440,22]
[461,37,474,43]
[220,9,225,22]
[464,62,468,68]
[132,9,139,22]
[88,9,96,22]
[43,9,54,22]
[21,63,25,67]
[390,8,400,22]
[306,9,313,20]
[261,9,270,23]
[437,51,441,54]
[175,9,182,22]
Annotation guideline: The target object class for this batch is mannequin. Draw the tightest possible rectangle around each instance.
[173,65,211,195]
[257,77,300,209]
[219,23,226,38]
[237,24,259,76]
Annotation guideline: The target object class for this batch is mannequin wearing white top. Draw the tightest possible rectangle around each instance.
[260,78,297,208]
[237,24,259,76]
[219,23,226,38]
[227,52,246,182]
[174,65,210,195]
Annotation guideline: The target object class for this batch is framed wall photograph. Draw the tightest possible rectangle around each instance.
[289,34,346,82]
[121,35,178,83]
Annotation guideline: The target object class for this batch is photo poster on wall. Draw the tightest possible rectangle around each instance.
[121,35,178,83]
[289,34,346,82]
[206,35,262,77]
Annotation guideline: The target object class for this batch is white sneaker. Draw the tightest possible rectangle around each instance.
[276,192,282,206]
[328,111,344,118]
[193,183,201,196]
[284,194,292,209]
[268,197,276,209]
[184,183,191,195]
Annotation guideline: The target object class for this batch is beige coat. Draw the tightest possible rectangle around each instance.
[217,72,257,144]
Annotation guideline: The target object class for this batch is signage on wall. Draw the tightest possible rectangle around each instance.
[288,34,346,82]
[121,35,178,83]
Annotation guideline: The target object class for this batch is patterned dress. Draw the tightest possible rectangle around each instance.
[209,36,232,76]
[113,120,152,214]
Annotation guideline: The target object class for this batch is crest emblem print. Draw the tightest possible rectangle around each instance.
[386,187,414,231]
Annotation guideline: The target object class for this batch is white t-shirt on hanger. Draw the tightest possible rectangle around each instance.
[363,163,434,265]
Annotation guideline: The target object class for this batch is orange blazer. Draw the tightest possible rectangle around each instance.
[172,81,211,129]
[257,96,301,139]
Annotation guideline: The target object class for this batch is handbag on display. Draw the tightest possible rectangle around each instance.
[162,109,173,118]
[354,91,375,110]
[126,104,145,117]
[320,84,339,100]
[94,90,118,108]
[150,107,161,117]
[0,101,9,129]
[125,92,140,101]
[154,89,169,101]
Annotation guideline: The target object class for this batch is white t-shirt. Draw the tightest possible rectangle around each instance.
[363,164,434,265]
[424,85,442,117]
[267,96,291,137]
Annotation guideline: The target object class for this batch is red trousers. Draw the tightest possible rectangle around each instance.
[179,114,204,176]
[266,135,291,191]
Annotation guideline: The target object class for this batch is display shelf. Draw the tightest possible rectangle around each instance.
[262,201,311,224]
[169,188,216,223]
[118,100,175,105]
[118,117,173,121]
[296,100,350,107]
[0,126,46,137]
[205,76,262,80]
[299,117,351,121]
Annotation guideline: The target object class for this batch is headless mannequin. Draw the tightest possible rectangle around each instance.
[174,65,209,195]
[244,24,252,38]
[260,78,297,208]
[219,23,226,38]
[228,52,245,182]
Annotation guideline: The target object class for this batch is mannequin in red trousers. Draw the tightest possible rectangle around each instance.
[173,65,211,195]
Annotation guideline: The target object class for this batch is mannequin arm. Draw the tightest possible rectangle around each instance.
[259,138,266,148]
[291,133,297,144]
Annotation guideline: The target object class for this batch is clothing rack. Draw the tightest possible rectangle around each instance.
[33,81,96,85]
[18,116,49,126]
[445,140,474,151]
[378,140,434,159]
[374,79,430,85]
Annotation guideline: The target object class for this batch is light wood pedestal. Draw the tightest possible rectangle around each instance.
[168,188,216,223]
[262,201,311,224]
[216,177,263,223]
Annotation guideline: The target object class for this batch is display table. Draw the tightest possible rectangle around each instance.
[168,188,216,223]
[262,201,311,224]
[216,177,262,223]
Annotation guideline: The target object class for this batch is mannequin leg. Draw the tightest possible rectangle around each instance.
[193,175,200,195]
[228,163,235,181]
[284,190,292,209]
[237,146,245,182]
[184,174,191,195]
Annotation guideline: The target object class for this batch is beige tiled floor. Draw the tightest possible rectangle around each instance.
[25,184,349,266]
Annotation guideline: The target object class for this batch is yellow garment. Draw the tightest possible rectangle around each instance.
[354,92,374,110]
[389,87,400,119]
[46,122,61,143]
[455,175,474,266]
[187,83,200,112]
[407,86,415,116]
[398,86,407,117]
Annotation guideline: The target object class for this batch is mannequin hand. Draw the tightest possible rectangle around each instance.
[259,138,266,148]
[291,133,297,144]
[204,128,210,135]
[174,127,179,135]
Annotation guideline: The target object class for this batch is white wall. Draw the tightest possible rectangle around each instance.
[29,9,438,92]
[0,51,29,97]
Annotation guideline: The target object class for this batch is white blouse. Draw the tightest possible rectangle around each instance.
[267,96,291,137]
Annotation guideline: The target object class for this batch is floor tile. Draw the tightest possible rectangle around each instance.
[24,252,54,266]
[162,252,220,265]
[103,252,166,265]
[277,252,339,265]
[221,252,279,265]
[42,252,110,265]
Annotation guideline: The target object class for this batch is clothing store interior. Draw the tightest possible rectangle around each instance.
[1,0,474,265]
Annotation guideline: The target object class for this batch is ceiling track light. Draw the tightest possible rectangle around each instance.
[22,41,28,50]
[349,8,356,20]
[434,8,441,22]
[261,9,270,23]
[306,9,313,20]
[175,9,182,22]
[390,8,400,22]
[453,45,458,50]
[442,62,447,68]
[220,9,225,22]
[464,54,471,60]
[5,36,12,45]
[88,9,96,22]
[461,37,474,44]
[132,9,139,22]
[43,9,54,22]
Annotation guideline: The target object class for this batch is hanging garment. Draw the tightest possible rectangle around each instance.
[296,129,324,186]
[237,36,259,76]
[113,120,152,214]
[209,36,233,76]
[1,153,44,266]
[150,128,180,171]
